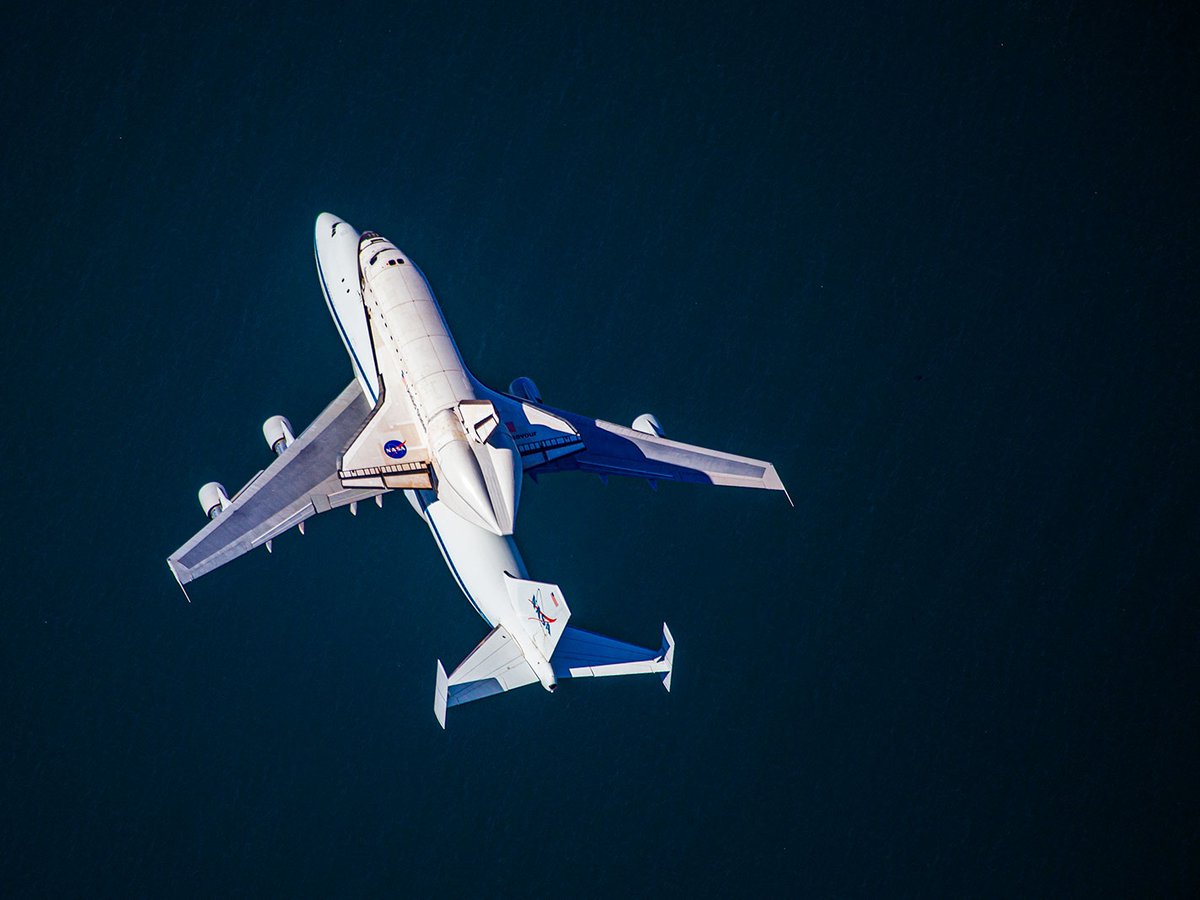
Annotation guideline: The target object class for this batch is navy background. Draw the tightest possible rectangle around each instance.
[2,2,1197,895]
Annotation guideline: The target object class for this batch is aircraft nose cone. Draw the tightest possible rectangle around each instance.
[315,211,346,239]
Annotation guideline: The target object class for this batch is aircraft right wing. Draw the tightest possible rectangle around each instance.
[167,379,385,588]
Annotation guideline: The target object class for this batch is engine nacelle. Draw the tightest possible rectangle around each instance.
[262,415,295,455]
[198,481,231,519]
[508,376,542,404]
[632,413,664,437]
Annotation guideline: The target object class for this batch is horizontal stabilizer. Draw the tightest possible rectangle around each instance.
[551,623,675,691]
[167,380,385,586]
[435,625,537,728]
[434,622,675,727]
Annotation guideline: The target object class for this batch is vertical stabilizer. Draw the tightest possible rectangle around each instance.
[434,660,449,729]
[503,574,572,658]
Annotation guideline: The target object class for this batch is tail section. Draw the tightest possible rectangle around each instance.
[503,574,572,658]
[434,625,538,729]
[432,573,675,727]
[552,623,675,691]
[433,618,675,727]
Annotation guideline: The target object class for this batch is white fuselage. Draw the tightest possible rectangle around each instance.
[314,214,555,689]
[356,232,474,425]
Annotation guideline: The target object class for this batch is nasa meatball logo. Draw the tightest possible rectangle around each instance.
[528,590,558,636]
[383,439,407,460]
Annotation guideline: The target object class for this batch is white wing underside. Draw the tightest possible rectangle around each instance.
[167,380,382,585]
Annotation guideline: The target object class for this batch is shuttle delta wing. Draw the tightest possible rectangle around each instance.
[167,380,382,586]
[486,391,585,471]
[526,405,790,499]
[338,378,434,491]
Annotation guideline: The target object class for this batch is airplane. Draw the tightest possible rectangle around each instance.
[168,213,790,727]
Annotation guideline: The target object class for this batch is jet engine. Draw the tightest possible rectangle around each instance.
[198,481,231,519]
[632,413,664,437]
[508,376,542,404]
[262,415,295,455]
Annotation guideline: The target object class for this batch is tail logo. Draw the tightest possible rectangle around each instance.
[529,590,557,636]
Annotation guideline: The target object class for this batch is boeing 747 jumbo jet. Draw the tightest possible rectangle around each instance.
[168,213,789,726]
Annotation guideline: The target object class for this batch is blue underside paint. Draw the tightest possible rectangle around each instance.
[551,626,662,677]
[447,677,505,707]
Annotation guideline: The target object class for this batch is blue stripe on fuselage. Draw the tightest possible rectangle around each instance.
[313,237,378,405]
[415,490,493,627]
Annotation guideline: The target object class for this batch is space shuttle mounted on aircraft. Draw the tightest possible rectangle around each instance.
[168,213,789,726]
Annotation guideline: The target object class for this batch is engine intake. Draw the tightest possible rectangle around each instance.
[509,376,542,404]
[198,482,231,519]
[263,415,295,455]
[632,413,664,437]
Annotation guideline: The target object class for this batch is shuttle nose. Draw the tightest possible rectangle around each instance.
[357,232,401,281]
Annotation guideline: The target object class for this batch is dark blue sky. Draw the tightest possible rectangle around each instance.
[1,2,1196,895]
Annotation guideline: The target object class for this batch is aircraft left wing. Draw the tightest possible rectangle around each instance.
[167,380,384,587]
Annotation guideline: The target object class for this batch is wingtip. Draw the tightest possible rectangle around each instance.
[434,660,449,729]
[166,559,192,604]
[764,463,794,508]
